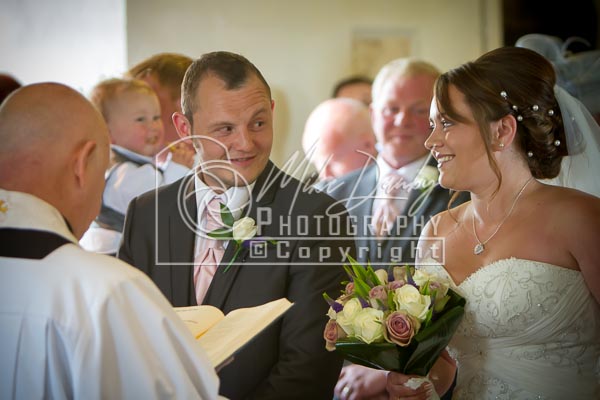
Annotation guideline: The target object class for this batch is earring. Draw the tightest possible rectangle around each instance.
[499,143,505,148]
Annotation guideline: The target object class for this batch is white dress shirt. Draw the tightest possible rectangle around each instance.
[371,154,428,216]
[193,172,254,260]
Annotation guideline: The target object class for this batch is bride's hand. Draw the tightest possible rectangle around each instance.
[386,372,434,400]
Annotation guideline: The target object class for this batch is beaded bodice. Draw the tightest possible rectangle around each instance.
[420,258,600,400]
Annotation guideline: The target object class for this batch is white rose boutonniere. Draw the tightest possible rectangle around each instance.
[413,165,439,191]
[232,217,258,242]
[208,204,274,273]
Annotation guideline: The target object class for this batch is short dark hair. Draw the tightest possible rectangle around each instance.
[182,51,271,121]
[331,75,372,98]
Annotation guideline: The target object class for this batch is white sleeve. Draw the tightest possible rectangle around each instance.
[103,163,165,214]
[162,159,190,184]
[74,274,220,400]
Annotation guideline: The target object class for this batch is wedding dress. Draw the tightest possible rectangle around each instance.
[420,258,600,399]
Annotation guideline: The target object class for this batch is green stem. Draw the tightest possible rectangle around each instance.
[222,245,242,274]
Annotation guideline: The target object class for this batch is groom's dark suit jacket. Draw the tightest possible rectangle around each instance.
[320,158,469,268]
[118,161,354,400]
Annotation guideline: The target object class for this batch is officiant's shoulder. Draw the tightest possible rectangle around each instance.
[71,244,159,288]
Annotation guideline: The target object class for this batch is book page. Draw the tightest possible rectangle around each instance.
[197,298,293,368]
[174,305,224,339]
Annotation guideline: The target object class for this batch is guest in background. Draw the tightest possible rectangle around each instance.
[0,73,21,104]
[80,78,183,255]
[0,82,219,399]
[129,52,196,169]
[118,51,354,399]
[333,75,373,106]
[516,33,600,196]
[516,33,600,123]
[302,98,377,183]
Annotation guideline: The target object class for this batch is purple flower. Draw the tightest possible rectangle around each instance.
[388,270,395,283]
[331,301,344,313]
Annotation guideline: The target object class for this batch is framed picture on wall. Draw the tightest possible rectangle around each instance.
[351,29,415,78]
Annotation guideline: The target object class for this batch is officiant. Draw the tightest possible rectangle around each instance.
[0,83,220,399]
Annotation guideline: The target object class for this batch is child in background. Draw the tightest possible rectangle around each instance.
[80,78,187,254]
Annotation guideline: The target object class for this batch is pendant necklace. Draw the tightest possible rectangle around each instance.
[472,176,534,255]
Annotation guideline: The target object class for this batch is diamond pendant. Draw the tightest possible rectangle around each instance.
[474,243,485,255]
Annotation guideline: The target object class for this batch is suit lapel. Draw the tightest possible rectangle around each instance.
[203,161,278,309]
[348,164,378,254]
[168,176,197,305]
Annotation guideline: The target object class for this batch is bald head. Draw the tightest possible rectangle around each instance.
[302,98,377,180]
[0,82,110,238]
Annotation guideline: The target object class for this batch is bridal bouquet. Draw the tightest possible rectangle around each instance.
[323,256,465,376]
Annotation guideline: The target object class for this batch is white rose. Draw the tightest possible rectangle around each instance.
[232,217,257,241]
[374,269,389,285]
[394,285,432,322]
[430,280,450,299]
[413,270,432,287]
[352,308,384,344]
[392,266,408,282]
[413,270,450,299]
[336,298,362,336]
[327,306,337,320]
[414,165,439,189]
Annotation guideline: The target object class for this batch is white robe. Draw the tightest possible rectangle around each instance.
[0,189,220,399]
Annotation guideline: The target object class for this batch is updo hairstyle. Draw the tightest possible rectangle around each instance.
[435,46,568,182]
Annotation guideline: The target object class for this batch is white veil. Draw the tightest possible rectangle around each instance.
[541,86,600,198]
[516,34,600,198]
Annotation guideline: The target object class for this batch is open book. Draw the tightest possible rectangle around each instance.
[174,298,293,369]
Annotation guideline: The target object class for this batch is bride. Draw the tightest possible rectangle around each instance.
[387,46,600,400]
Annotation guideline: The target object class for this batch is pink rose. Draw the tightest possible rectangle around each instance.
[383,311,418,347]
[387,280,405,291]
[324,319,346,351]
[368,285,388,308]
[369,285,388,301]
[345,282,355,294]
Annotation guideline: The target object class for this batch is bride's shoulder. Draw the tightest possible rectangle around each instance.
[539,184,600,215]
[537,184,600,235]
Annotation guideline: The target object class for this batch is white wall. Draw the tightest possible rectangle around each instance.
[0,0,127,95]
[1,0,501,171]
[127,0,502,172]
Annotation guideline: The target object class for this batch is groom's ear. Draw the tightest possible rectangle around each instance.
[494,114,518,150]
[173,112,192,140]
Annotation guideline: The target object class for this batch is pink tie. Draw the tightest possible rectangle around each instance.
[193,197,225,305]
[372,172,407,238]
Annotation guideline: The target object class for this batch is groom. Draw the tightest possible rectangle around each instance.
[118,51,354,399]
